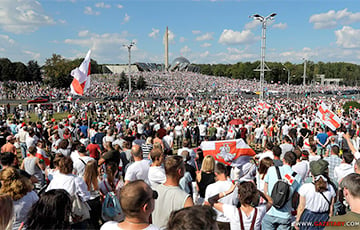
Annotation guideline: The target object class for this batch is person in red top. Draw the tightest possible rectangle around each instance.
[86,139,101,161]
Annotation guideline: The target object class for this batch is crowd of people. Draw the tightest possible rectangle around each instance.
[0,71,360,230]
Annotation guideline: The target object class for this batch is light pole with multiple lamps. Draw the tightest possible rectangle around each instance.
[250,13,276,101]
[123,41,136,94]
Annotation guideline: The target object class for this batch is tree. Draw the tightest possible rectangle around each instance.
[27,60,42,81]
[13,62,30,81]
[136,75,147,90]
[42,54,73,88]
[0,58,13,81]
[118,72,128,90]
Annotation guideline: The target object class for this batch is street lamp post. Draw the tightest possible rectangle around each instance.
[302,58,307,86]
[250,13,276,101]
[282,65,290,99]
[123,41,136,94]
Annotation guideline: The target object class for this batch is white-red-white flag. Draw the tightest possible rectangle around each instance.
[258,101,271,111]
[200,139,255,166]
[316,102,341,131]
[70,50,91,96]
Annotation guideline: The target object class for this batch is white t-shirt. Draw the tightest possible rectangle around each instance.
[223,204,267,230]
[254,128,263,139]
[100,221,159,230]
[205,180,238,223]
[148,166,166,187]
[298,183,336,212]
[73,156,95,177]
[199,124,207,136]
[309,154,321,162]
[174,125,182,137]
[124,160,150,184]
[334,163,354,184]
[292,161,310,184]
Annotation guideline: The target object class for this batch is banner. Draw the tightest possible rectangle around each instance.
[316,102,341,131]
[70,49,91,96]
[200,139,255,166]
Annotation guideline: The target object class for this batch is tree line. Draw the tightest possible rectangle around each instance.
[195,61,360,86]
[2,54,360,89]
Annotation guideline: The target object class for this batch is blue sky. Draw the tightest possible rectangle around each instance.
[1,0,360,65]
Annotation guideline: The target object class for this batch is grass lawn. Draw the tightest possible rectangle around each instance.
[26,112,70,123]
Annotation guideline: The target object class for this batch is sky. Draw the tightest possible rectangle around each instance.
[1,0,360,66]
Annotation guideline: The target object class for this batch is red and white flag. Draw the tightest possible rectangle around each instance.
[275,102,283,111]
[258,101,271,111]
[200,139,255,166]
[70,50,91,96]
[316,102,341,131]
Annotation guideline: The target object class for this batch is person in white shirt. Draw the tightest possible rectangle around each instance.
[334,151,354,184]
[292,150,310,184]
[73,146,94,177]
[254,124,263,151]
[205,162,238,229]
[148,148,166,186]
[281,122,290,139]
[199,122,207,142]
[279,136,294,160]
[124,145,150,185]
[174,122,183,148]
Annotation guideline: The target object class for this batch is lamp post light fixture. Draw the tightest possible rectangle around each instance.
[123,41,136,94]
[250,13,277,101]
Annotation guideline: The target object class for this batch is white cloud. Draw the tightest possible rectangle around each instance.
[272,22,287,30]
[179,37,186,43]
[245,20,261,30]
[148,28,159,39]
[0,34,15,45]
[84,6,100,16]
[123,13,130,23]
[0,0,55,34]
[116,4,123,9]
[95,2,111,8]
[23,50,40,60]
[78,30,89,37]
[163,30,175,44]
[201,43,211,48]
[310,8,360,29]
[192,30,201,34]
[335,26,360,48]
[196,32,213,41]
[218,29,256,45]
[180,45,191,54]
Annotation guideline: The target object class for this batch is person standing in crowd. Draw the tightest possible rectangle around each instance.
[324,145,342,185]
[152,155,194,228]
[262,151,302,229]
[148,148,166,186]
[256,157,274,192]
[101,180,160,230]
[20,145,45,192]
[295,159,336,230]
[73,145,94,177]
[205,162,238,230]
[196,155,216,204]
[0,194,14,230]
[124,144,150,185]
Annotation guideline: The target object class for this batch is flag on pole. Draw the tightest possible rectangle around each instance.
[258,102,271,111]
[316,102,341,131]
[70,50,91,96]
[200,139,255,166]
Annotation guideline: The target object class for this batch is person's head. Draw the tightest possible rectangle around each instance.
[77,145,87,156]
[293,149,302,161]
[258,157,274,176]
[310,159,329,192]
[196,148,204,162]
[6,135,15,143]
[342,151,354,164]
[238,181,259,206]
[0,152,15,167]
[58,139,69,150]
[283,135,291,143]
[283,151,297,166]
[164,155,185,179]
[120,180,157,219]
[272,146,281,159]
[340,173,360,209]
[58,156,73,174]
[153,142,163,151]
[301,150,309,161]
[167,205,218,230]
[145,137,153,145]
[131,144,143,159]
[265,141,274,151]
[183,139,190,148]
[310,145,317,154]
[25,189,71,230]
[0,194,13,230]
[201,155,215,173]
[83,160,99,191]
[27,145,37,156]
[150,148,164,163]
[181,150,190,163]
[0,167,33,201]
[214,162,227,180]
[354,158,360,174]
[331,145,340,156]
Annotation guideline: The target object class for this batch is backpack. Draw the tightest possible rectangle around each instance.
[102,191,123,221]
[185,127,191,139]
[270,166,297,209]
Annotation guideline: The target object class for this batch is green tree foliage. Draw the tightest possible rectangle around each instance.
[343,101,360,114]
[43,54,73,88]
[136,75,147,90]
[27,60,42,81]
[0,58,13,81]
[13,62,30,81]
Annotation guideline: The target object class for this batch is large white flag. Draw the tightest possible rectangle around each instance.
[70,50,91,96]
[316,102,341,131]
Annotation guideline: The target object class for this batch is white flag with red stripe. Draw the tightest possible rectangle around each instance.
[258,101,271,111]
[70,50,91,96]
[200,139,255,166]
[316,102,341,131]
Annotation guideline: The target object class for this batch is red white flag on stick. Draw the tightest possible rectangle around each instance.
[200,139,255,166]
[316,102,341,131]
[70,50,91,96]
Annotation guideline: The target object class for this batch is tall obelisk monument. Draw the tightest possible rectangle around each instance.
[165,26,169,71]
